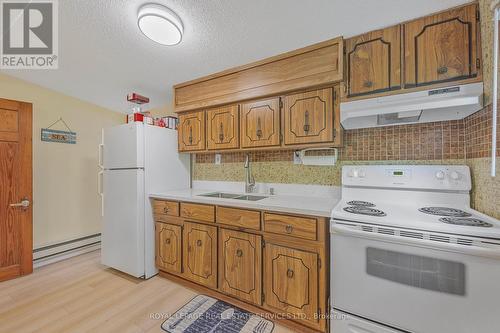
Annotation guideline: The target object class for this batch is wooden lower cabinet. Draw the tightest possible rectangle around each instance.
[155,222,182,274]
[264,243,319,328]
[219,229,262,305]
[183,222,218,288]
[154,199,327,332]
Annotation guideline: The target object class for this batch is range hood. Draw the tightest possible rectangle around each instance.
[340,82,484,129]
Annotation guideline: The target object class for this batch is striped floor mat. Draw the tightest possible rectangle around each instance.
[161,295,274,333]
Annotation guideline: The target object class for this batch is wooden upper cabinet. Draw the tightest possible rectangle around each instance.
[183,222,217,288]
[403,3,480,88]
[174,38,343,112]
[207,105,239,150]
[283,87,340,146]
[219,229,262,305]
[240,98,281,148]
[264,243,319,327]
[346,25,401,98]
[178,111,205,152]
[155,222,182,274]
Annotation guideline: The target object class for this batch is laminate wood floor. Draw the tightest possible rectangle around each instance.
[0,250,295,333]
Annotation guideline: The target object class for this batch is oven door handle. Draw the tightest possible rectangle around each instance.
[331,223,500,259]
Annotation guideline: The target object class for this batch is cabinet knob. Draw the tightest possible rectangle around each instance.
[437,66,448,74]
[236,249,243,257]
[287,269,294,278]
[188,126,193,145]
[219,122,224,142]
[163,207,169,214]
[363,80,373,88]
[196,239,202,247]
[285,225,293,234]
[303,110,310,133]
[165,238,171,245]
[256,117,263,139]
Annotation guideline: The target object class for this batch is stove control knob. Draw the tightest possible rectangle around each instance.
[450,171,460,180]
[435,171,445,180]
[358,170,366,178]
[352,169,359,178]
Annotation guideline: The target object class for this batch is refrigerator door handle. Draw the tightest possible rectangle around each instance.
[98,143,104,168]
[98,171,104,217]
[98,171,103,195]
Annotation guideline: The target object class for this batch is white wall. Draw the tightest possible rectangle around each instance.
[0,73,123,248]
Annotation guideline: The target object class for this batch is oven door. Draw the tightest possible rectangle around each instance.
[331,221,500,333]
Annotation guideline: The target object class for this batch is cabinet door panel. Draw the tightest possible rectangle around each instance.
[283,88,334,145]
[264,243,318,325]
[404,3,479,88]
[240,98,280,148]
[178,111,205,151]
[207,105,239,150]
[219,229,262,305]
[183,222,217,288]
[347,25,401,97]
[155,222,182,274]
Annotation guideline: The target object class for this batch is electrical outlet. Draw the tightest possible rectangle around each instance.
[215,154,222,165]
[293,151,302,164]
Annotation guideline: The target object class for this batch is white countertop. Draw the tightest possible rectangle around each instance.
[150,188,339,217]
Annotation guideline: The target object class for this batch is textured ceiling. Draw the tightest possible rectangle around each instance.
[1,0,472,113]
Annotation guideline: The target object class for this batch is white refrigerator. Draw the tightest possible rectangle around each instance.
[98,122,190,278]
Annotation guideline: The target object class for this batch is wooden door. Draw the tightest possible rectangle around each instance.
[346,25,401,97]
[182,222,217,288]
[283,88,335,146]
[219,229,262,305]
[155,222,182,274]
[264,243,318,326]
[0,98,32,282]
[240,98,280,148]
[404,3,479,88]
[178,111,205,151]
[206,105,239,150]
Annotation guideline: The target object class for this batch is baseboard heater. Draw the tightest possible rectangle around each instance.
[33,233,101,268]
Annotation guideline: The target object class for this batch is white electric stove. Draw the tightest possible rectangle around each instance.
[330,165,500,333]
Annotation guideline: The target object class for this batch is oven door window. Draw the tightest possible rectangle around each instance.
[366,247,466,296]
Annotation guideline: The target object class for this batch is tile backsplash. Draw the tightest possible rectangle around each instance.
[194,105,500,219]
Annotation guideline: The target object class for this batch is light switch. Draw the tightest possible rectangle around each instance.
[215,154,222,165]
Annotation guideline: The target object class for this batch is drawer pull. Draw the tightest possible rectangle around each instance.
[437,66,448,74]
[363,80,373,88]
[287,269,294,278]
[165,238,171,245]
[285,225,293,234]
[163,207,169,214]
[236,249,243,257]
[196,239,202,247]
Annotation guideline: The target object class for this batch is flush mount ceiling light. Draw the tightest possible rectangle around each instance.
[137,3,183,45]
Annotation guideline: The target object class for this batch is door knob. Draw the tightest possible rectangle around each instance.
[10,199,30,210]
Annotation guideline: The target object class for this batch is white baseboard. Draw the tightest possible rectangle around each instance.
[33,234,101,268]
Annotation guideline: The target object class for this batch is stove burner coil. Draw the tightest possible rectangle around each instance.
[346,200,375,207]
[439,217,493,227]
[343,206,386,217]
[418,207,472,217]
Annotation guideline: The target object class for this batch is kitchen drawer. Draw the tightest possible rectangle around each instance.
[216,206,261,230]
[154,200,179,217]
[180,202,215,223]
[263,213,317,240]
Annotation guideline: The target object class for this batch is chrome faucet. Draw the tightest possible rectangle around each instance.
[244,154,256,193]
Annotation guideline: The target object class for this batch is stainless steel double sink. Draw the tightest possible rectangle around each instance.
[198,192,267,201]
